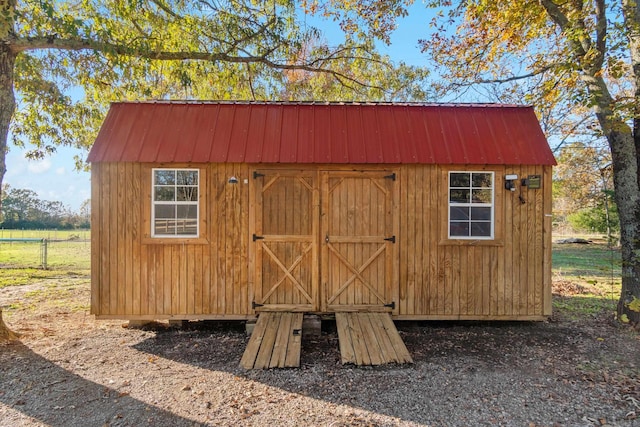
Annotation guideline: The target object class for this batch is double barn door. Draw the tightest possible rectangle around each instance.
[251,170,397,313]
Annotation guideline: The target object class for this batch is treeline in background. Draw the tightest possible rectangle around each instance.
[0,185,89,230]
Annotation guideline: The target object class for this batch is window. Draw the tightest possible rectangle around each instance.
[152,169,199,237]
[448,171,494,239]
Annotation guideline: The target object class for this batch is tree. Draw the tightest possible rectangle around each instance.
[1,185,86,229]
[0,307,19,343]
[554,142,618,235]
[419,0,640,324]
[1,186,42,226]
[1,0,420,210]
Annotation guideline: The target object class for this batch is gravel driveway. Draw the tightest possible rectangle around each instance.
[0,280,639,427]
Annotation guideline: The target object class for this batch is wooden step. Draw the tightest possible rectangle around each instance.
[335,312,413,366]
[240,312,304,369]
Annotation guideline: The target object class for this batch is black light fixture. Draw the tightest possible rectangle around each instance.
[504,174,518,192]
[228,176,239,184]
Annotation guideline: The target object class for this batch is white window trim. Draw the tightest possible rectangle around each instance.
[447,171,495,240]
[151,168,200,238]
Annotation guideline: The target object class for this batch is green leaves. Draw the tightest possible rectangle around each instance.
[4,0,429,171]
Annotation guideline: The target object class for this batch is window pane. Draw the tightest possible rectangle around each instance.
[450,189,470,203]
[155,187,175,201]
[177,204,198,219]
[471,222,491,237]
[471,189,492,203]
[472,173,492,188]
[176,205,197,235]
[177,170,198,186]
[176,186,198,201]
[450,173,470,188]
[155,170,175,185]
[450,206,469,220]
[154,219,176,235]
[450,222,470,237]
[155,204,175,219]
[471,207,491,220]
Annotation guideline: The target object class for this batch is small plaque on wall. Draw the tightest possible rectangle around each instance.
[527,175,542,189]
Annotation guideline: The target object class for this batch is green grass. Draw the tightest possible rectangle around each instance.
[0,268,71,288]
[0,232,91,313]
[552,241,620,283]
[0,234,91,289]
[0,240,90,271]
[551,240,621,319]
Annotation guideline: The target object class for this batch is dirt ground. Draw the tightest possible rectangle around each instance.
[1,277,639,427]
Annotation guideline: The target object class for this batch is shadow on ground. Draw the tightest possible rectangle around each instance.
[127,319,611,426]
[0,342,199,426]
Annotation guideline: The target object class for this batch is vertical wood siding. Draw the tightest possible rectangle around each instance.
[92,163,251,318]
[91,163,552,320]
[397,164,552,319]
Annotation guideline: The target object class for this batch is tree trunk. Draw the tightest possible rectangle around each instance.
[604,126,640,325]
[0,42,16,215]
[0,307,19,342]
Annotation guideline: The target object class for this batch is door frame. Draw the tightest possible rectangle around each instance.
[248,166,399,314]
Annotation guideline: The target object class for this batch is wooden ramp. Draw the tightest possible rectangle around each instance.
[240,312,303,369]
[335,312,413,366]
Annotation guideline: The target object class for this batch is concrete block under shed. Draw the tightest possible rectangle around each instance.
[126,320,152,329]
[245,319,257,336]
[169,319,186,328]
[302,315,322,338]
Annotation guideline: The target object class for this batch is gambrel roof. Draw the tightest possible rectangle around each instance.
[88,101,556,165]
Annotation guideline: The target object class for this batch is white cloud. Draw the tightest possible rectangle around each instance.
[46,190,61,201]
[5,146,91,211]
[5,150,27,178]
[27,158,52,174]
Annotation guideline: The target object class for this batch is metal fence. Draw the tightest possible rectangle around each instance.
[0,230,90,270]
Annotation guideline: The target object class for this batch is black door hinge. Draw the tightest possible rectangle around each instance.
[384,301,396,309]
[253,171,265,179]
[252,301,264,309]
[384,173,396,181]
[253,234,265,241]
[384,236,396,243]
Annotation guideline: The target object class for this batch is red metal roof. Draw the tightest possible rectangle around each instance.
[87,101,556,165]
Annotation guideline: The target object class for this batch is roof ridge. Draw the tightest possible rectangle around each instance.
[110,100,531,108]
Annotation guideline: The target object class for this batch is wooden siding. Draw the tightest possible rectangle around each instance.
[91,163,552,320]
[397,164,552,319]
[92,162,251,318]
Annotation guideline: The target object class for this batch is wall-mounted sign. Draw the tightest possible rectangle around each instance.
[526,175,541,189]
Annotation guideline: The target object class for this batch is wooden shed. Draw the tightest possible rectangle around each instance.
[88,101,556,326]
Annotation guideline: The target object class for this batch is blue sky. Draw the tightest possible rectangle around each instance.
[5,3,433,212]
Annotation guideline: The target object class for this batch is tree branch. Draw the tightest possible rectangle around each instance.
[538,0,569,31]
[449,63,558,86]
[148,0,183,19]
[594,0,607,60]
[10,34,378,90]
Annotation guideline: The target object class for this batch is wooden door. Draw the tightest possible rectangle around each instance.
[321,171,398,312]
[252,170,319,311]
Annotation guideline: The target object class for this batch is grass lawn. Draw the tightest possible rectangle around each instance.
[0,230,90,289]
[551,236,621,319]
